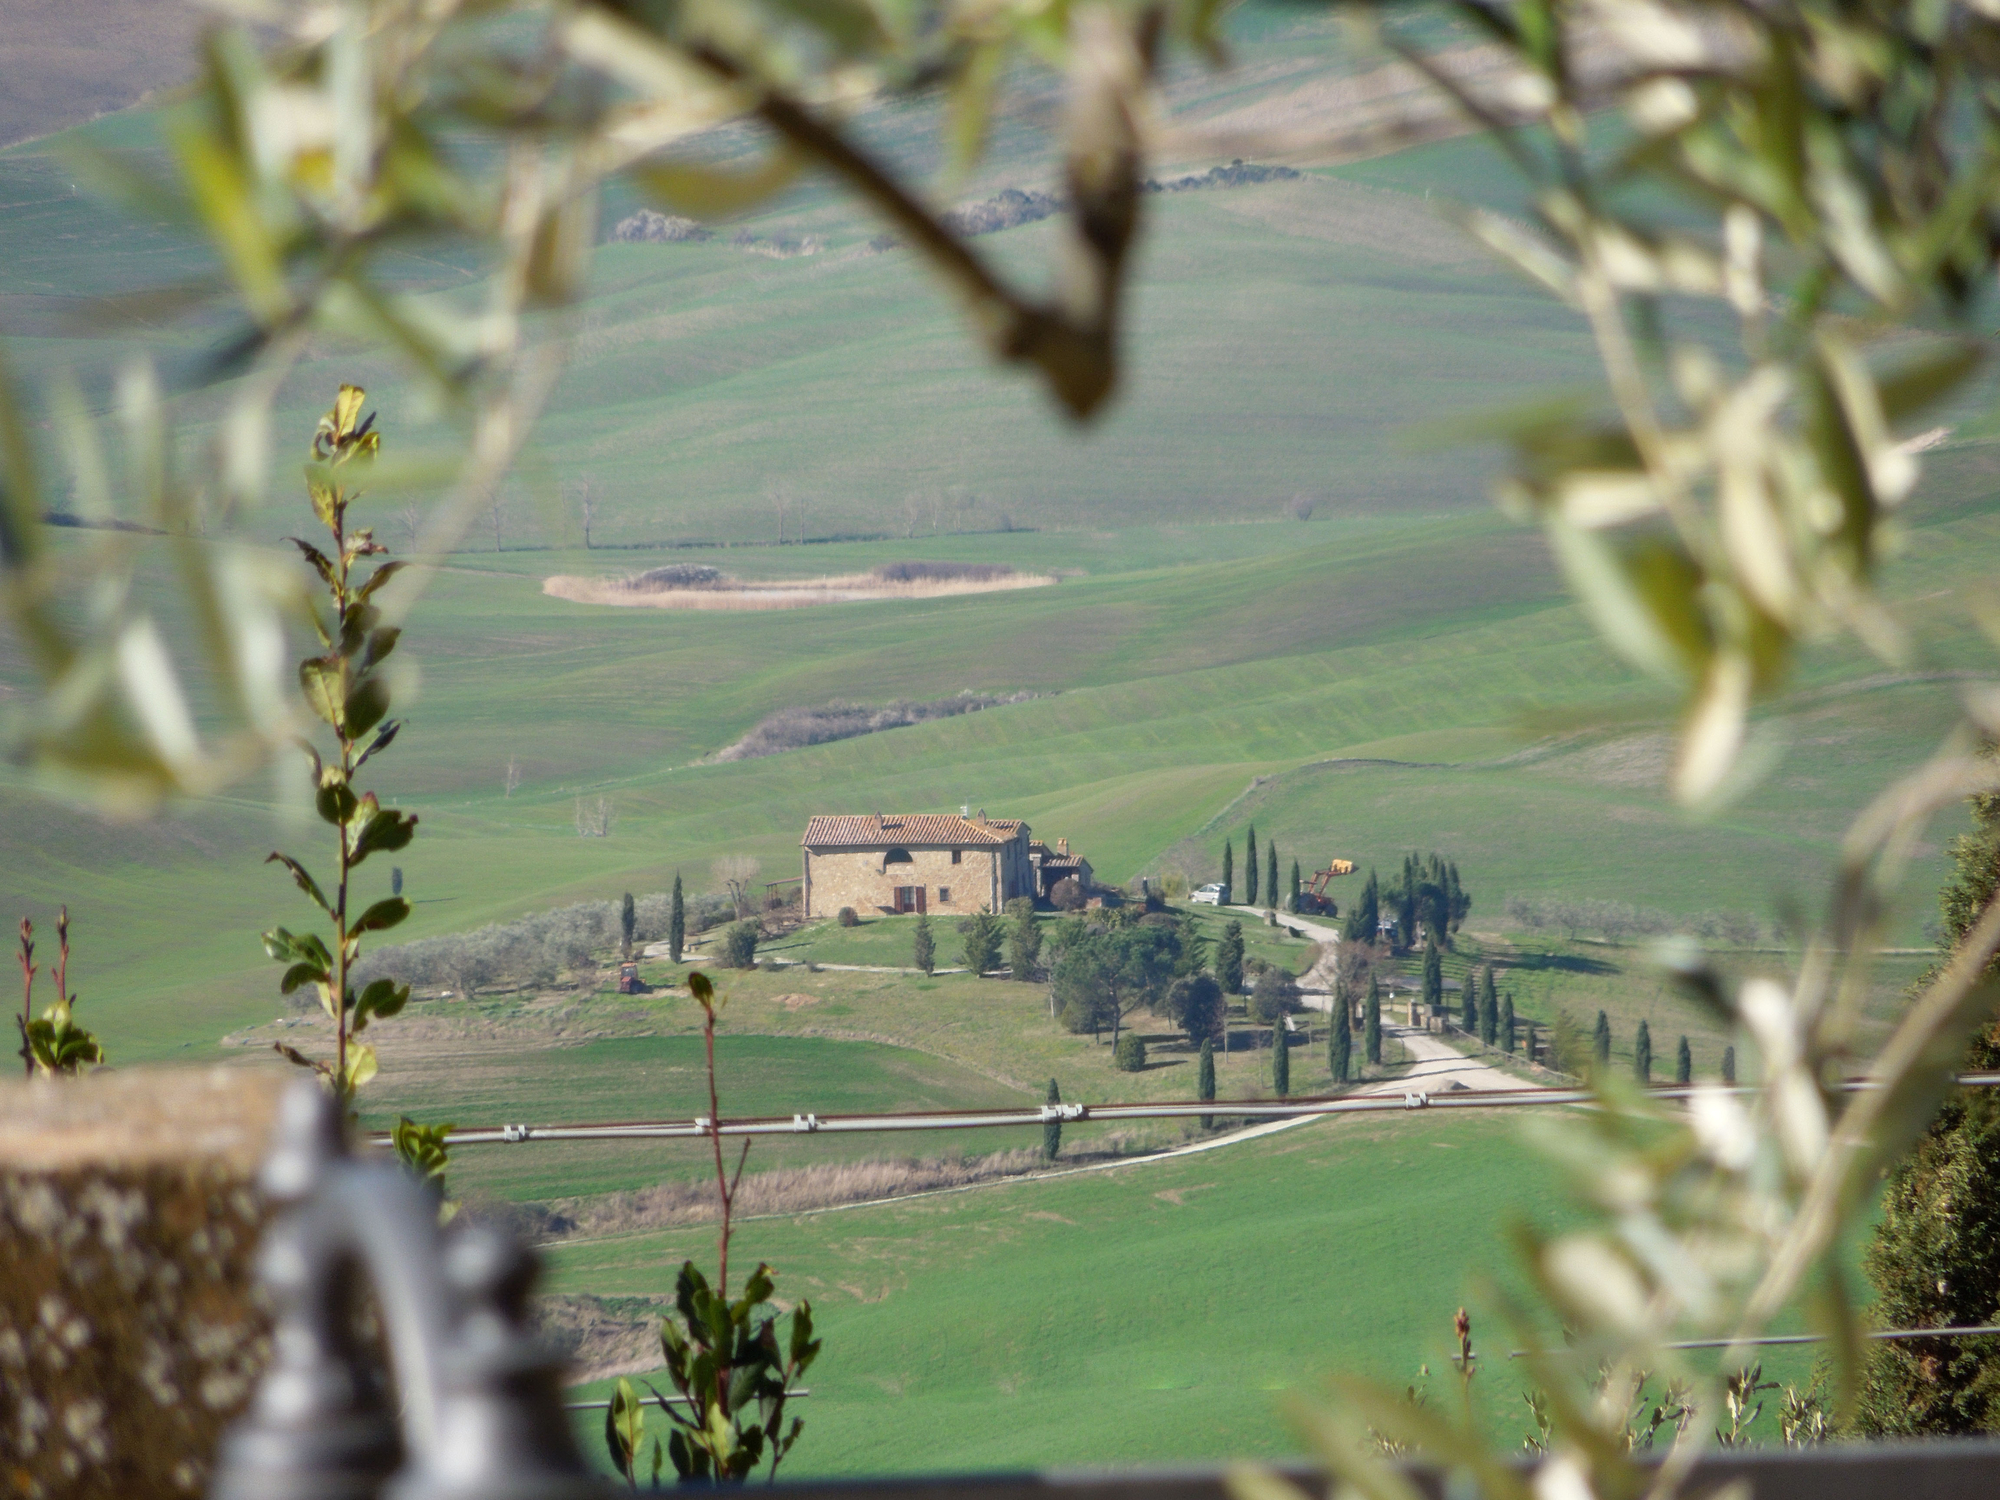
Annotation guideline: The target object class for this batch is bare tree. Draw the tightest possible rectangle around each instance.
[504,756,522,798]
[574,795,613,837]
[714,856,761,920]
[399,500,426,552]
[766,481,794,545]
[899,491,926,540]
[569,477,595,550]
[489,493,505,552]
[1287,492,1317,521]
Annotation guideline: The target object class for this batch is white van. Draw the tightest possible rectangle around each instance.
[1190,883,1229,906]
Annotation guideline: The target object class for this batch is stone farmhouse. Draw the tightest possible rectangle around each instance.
[800,812,1093,917]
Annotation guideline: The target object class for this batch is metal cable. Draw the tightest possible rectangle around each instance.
[366,1072,2000,1149]
[1507,1326,2000,1357]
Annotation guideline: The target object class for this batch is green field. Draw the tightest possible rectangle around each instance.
[0,5,1988,1475]
[551,1109,1836,1478]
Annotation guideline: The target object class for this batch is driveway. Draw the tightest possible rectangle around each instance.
[1221,904,1517,1093]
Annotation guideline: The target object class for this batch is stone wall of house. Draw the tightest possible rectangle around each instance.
[1,1067,285,1499]
[805,847,1003,917]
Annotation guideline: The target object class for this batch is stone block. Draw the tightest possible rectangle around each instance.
[1,1066,286,1499]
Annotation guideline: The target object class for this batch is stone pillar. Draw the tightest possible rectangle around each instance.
[1,1067,285,1499]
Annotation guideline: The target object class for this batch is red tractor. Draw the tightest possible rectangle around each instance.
[1295,859,1356,916]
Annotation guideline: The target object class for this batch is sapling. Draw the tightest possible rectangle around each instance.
[259,387,441,1188]
[630,971,821,1483]
[263,386,415,1109]
[15,909,105,1076]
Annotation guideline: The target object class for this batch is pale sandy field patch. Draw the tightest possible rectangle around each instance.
[543,568,1056,611]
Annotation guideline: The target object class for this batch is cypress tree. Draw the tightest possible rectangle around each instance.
[1331,997,1352,1083]
[1197,1038,1216,1129]
[1346,868,1380,943]
[1593,1009,1612,1069]
[1273,1022,1290,1097]
[1245,825,1259,906]
[620,891,637,960]
[1265,843,1279,913]
[1006,898,1041,981]
[1289,859,1301,913]
[1422,931,1443,1013]
[1501,992,1516,1053]
[1043,1078,1063,1161]
[1635,1019,1653,1082]
[1396,878,1418,950]
[1857,784,2000,1434]
[1460,962,1478,1034]
[1447,861,1465,932]
[1216,920,1245,995]
[1479,965,1498,1045]
[668,872,685,963]
[1675,1034,1692,1085]
[1721,1044,1736,1084]
[1222,839,1234,901]
[1365,974,1382,1065]
[912,914,935,975]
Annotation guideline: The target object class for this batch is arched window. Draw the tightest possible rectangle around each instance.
[883,848,913,866]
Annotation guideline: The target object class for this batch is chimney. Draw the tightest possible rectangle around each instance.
[977,808,986,824]
[1057,838,1068,856]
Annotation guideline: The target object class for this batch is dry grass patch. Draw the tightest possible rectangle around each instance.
[544,560,1055,611]
[508,1147,1055,1245]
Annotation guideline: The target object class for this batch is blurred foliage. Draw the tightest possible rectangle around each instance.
[0,0,1234,809]
[1226,2,2000,1493]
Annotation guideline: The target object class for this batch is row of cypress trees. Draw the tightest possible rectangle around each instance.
[1584,1008,1718,1085]
[1219,824,1287,908]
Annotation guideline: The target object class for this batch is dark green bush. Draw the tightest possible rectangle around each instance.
[720,921,759,969]
[1114,1032,1146,1071]
[837,906,859,927]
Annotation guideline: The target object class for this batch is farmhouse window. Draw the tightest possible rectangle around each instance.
[951,850,962,864]
[893,886,926,914]
[939,888,950,903]
[884,847,913,866]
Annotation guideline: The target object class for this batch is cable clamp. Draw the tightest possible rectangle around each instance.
[502,1124,531,1143]
[694,1117,712,1131]
[792,1114,820,1133]
[1402,1092,1429,1110]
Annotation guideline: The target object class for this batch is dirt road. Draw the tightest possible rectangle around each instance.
[1223,904,1517,1093]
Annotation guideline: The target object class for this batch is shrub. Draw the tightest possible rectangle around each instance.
[871,560,1013,582]
[713,691,1038,762]
[1005,897,1041,981]
[959,911,1003,975]
[911,915,935,976]
[1167,973,1224,1046]
[837,906,860,927]
[1249,966,1299,1024]
[1050,877,1087,911]
[720,921,759,969]
[1113,1032,1146,1071]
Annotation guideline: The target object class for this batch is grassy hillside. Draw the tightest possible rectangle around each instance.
[8,473,1984,1065]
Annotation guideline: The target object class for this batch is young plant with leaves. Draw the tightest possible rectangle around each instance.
[262,388,416,1111]
[15,909,105,1077]
[260,389,440,1192]
[631,971,821,1483]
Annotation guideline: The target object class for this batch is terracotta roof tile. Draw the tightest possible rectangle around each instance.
[802,814,1025,848]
